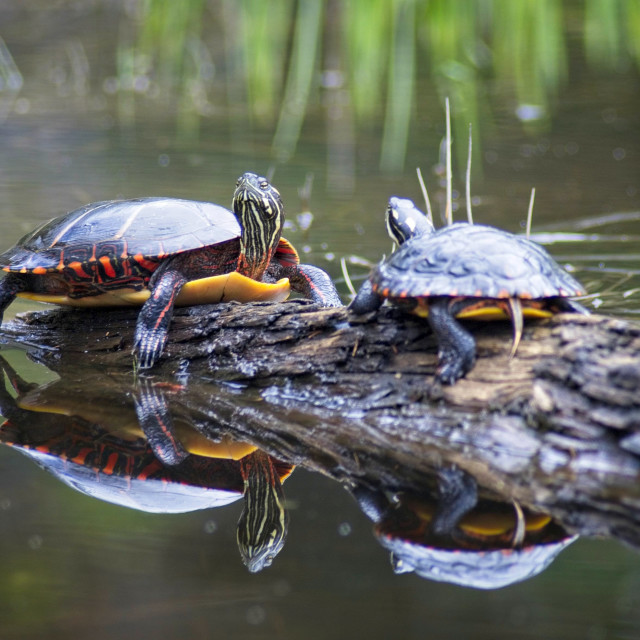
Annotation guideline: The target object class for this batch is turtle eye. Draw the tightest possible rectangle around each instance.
[259,180,269,190]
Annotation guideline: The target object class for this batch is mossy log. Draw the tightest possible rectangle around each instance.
[2,301,640,549]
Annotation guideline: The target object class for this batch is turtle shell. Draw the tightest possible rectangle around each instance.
[381,533,577,590]
[14,446,246,513]
[374,493,577,589]
[0,198,240,273]
[5,436,294,514]
[371,223,585,300]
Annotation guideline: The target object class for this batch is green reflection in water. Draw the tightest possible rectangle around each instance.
[379,0,415,173]
[584,0,640,70]
[271,0,323,162]
[105,0,640,171]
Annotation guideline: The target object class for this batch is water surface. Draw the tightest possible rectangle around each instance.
[1,3,640,638]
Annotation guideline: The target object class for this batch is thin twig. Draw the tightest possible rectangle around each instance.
[416,167,433,222]
[445,97,452,226]
[465,123,473,224]
[340,256,357,297]
[526,188,536,238]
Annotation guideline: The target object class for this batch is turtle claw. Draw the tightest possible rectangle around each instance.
[436,361,462,386]
[134,327,168,370]
[436,347,475,385]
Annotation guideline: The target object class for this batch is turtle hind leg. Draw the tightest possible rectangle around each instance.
[0,273,28,324]
[134,260,188,369]
[428,297,476,384]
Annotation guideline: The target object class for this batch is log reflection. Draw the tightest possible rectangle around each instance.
[0,352,580,588]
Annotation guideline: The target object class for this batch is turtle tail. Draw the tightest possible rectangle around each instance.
[510,499,526,549]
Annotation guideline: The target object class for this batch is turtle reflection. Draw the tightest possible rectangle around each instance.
[352,468,576,590]
[0,355,292,572]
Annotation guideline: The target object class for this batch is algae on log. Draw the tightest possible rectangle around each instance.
[2,301,640,549]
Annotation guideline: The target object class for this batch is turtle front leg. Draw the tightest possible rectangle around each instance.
[349,279,384,315]
[427,297,476,384]
[347,481,392,523]
[134,261,188,369]
[0,273,28,324]
[430,466,478,537]
[270,262,343,307]
[296,264,343,306]
[133,378,188,465]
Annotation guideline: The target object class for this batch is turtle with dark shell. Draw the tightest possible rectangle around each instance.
[0,173,341,368]
[350,197,588,383]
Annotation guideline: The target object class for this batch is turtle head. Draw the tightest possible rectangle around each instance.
[385,197,434,246]
[233,172,284,279]
[237,451,289,573]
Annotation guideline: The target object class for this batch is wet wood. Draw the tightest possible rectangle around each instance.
[2,301,640,548]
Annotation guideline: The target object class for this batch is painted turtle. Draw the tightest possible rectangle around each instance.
[350,197,588,383]
[351,469,577,590]
[0,355,293,571]
[0,173,342,369]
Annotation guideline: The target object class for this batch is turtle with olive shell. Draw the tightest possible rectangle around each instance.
[0,173,342,369]
[350,197,588,383]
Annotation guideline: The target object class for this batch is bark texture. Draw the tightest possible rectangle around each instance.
[2,301,640,548]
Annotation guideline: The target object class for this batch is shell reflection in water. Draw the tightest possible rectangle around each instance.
[351,469,576,590]
[0,355,293,572]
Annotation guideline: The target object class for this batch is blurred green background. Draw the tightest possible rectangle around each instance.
[1,2,640,639]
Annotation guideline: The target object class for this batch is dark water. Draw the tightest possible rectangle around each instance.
[1,3,640,639]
